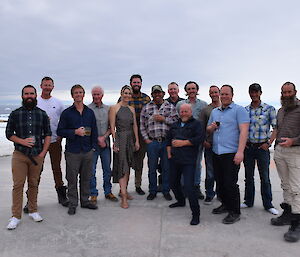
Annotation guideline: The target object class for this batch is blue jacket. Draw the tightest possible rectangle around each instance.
[166,117,204,164]
[57,105,98,153]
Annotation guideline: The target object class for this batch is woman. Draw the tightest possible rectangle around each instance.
[110,85,140,208]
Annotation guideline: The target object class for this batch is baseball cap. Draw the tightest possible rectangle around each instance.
[249,83,262,92]
[151,85,164,93]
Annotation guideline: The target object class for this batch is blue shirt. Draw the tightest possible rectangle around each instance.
[245,102,276,143]
[208,102,250,155]
[57,105,98,153]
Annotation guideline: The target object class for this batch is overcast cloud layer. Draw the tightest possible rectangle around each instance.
[0,0,299,105]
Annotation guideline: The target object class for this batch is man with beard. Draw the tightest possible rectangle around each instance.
[167,104,204,225]
[177,81,207,200]
[57,84,98,215]
[6,85,51,230]
[140,85,178,201]
[128,74,151,195]
[271,82,300,243]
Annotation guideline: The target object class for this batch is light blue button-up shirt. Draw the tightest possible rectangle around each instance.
[208,102,250,155]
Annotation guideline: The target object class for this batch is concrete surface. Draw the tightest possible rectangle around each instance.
[0,152,299,257]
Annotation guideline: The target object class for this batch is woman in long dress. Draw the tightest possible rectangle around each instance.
[110,85,140,208]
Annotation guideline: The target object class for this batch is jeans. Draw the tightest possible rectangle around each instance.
[194,145,203,185]
[243,146,273,209]
[213,152,241,214]
[170,160,200,216]
[204,147,216,198]
[48,141,64,188]
[90,146,112,196]
[147,140,170,194]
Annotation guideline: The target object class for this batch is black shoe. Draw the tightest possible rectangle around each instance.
[271,203,292,226]
[163,192,172,201]
[204,196,213,205]
[23,203,29,214]
[56,186,69,207]
[136,187,145,195]
[212,204,228,214]
[284,220,300,242]
[222,213,240,224]
[68,207,76,215]
[169,202,186,208]
[195,185,204,200]
[190,215,200,225]
[147,193,156,200]
[81,202,98,210]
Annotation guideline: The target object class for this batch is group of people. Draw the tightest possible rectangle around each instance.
[5,75,300,243]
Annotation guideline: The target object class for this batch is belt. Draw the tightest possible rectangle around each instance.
[149,137,166,142]
[246,141,268,147]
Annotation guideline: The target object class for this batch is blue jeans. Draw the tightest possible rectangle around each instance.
[204,147,216,198]
[194,145,203,185]
[170,160,200,216]
[147,140,170,194]
[90,146,112,196]
[243,146,274,209]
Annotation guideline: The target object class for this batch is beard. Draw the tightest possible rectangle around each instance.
[132,85,141,94]
[281,95,297,110]
[22,97,37,109]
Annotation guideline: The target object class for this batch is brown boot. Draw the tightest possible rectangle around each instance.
[120,193,129,209]
[90,196,97,205]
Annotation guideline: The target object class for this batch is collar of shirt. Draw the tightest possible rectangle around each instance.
[217,102,234,111]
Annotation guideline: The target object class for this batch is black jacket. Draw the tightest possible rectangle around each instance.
[166,117,204,164]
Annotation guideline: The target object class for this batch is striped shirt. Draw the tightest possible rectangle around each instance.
[245,102,276,143]
[140,100,179,140]
[6,106,52,156]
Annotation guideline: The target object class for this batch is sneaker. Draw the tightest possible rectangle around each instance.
[222,213,240,224]
[204,196,213,205]
[169,202,186,208]
[190,215,200,225]
[267,207,279,215]
[29,212,43,222]
[7,217,21,230]
[212,204,228,214]
[147,193,156,200]
[105,193,118,202]
[136,187,145,195]
[163,192,172,201]
[240,203,249,208]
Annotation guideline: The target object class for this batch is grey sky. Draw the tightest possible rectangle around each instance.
[0,0,299,106]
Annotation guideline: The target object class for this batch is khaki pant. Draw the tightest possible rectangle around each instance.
[274,145,300,214]
[11,151,44,219]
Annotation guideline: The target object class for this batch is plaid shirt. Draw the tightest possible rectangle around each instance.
[128,92,151,125]
[140,100,179,140]
[6,106,52,156]
[245,102,276,143]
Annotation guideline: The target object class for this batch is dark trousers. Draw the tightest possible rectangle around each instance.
[243,146,273,209]
[170,160,200,216]
[65,150,93,207]
[213,152,241,214]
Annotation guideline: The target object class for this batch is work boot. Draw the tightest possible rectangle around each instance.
[284,214,300,242]
[56,186,69,207]
[271,203,292,226]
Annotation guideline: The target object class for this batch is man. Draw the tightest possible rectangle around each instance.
[167,104,204,225]
[88,86,117,204]
[140,85,178,200]
[207,85,249,224]
[36,76,68,207]
[241,83,278,215]
[57,84,98,215]
[166,82,184,106]
[199,85,221,205]
[177,81,207,199]
[6,85,51,230]
[128,74,151,195]
[271,82,300,243]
